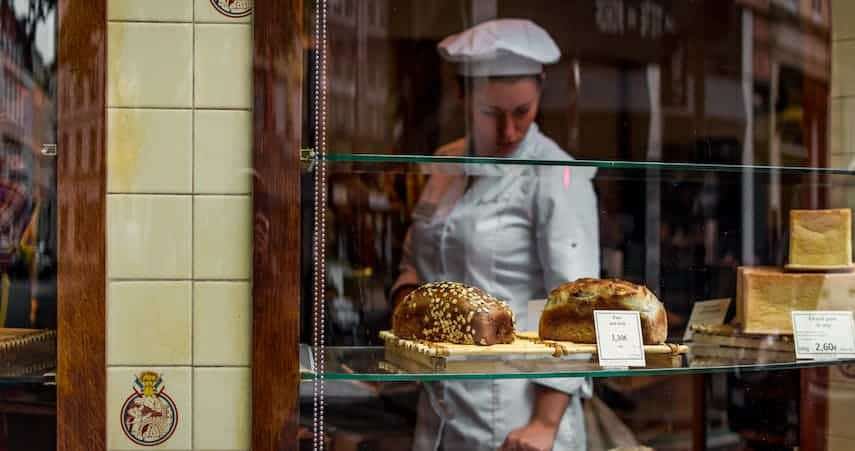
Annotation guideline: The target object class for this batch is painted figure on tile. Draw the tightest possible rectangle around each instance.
[121,371,178,446]
[210,0,253,18]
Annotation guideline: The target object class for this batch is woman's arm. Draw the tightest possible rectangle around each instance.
[500,385,571,451]
[390,227,421,307]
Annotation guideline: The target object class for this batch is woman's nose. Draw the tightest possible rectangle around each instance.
[499,114,517,141]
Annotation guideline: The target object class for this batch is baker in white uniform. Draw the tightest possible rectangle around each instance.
[391,19,600,451]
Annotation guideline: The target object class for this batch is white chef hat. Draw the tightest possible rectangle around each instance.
[438,19,560,77]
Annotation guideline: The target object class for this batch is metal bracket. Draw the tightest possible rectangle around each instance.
[301,147,317,172]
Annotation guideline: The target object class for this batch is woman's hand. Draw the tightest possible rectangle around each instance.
[500,385,570,451]
[499,419,559,451]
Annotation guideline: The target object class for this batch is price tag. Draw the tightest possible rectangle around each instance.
[683,298,731,341]
[791,311,855,360]
[594,311,646,367]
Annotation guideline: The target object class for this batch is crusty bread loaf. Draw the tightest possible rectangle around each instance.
[391,282,515,345]
[789,208,852,267]
[539,278,667,345]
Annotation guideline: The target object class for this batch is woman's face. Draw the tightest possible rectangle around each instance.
[466,77,541,157]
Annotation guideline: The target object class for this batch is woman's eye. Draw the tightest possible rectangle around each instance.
[514,108,530,117]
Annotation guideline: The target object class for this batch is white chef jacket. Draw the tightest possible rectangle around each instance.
[394,123,600,451]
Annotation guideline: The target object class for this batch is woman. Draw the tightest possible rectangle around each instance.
[391,19,600,451]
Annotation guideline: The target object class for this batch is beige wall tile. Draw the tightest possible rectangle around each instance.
[108,109,193,194]
[108,367,192,450]
[108,195,192,279]
[828,365,855,441]
[195,0,252,23]
[833,39,855,98]
[831,154,853,169]
[193,368,251,450]
[194,110,251,194]
[830,97,855,158]
[829,437,855,451]
[108,282,192,365]
[194,24,252,109]
[831,97,843,156]
[833,0,855,41]
[193,282,250,366]
[193,196,251,279]
[108,23,193,108]
[109,0,193,22]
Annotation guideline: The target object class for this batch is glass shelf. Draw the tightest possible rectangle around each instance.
[0,367,54,386]
[300,346,855,382]
[314,152,855,176]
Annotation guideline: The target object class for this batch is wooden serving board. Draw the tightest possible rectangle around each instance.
[688,324,794,352]
[380,330,687,371]
[379,330,557,371]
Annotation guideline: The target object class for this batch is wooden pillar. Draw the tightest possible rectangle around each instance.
[252,0,305,450]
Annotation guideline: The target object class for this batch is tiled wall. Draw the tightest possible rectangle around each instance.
[105,1,252,450]
[827,2,855,450]
[831,0,855,170]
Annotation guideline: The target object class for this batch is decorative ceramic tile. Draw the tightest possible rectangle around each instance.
[194,24,252,109]
[108,367,192,450]
[195,0,252,23]
[108,23,193,108]
[108,195,192,279]
[109,0,193,22]
[193,368,251,450]
[108,282,192,366]
[193,282,251,366]
[833,39,855,98]
[193,196,251,279]
[194,110,251,194]
[108,109,193,194]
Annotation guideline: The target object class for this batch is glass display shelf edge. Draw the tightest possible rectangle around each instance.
[304,151,855,176]
[298,346,855,382]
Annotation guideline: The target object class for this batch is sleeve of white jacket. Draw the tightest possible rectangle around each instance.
[391,227,421,295]
[532,164,600,396]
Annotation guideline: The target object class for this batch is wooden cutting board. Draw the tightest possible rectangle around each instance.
[379,330,557,371]
[380,330,687,371]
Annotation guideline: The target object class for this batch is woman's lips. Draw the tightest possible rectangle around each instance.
[497,142,519,154]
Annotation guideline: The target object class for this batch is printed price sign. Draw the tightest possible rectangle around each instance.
[791,311,855,360]
[683,298,731,341]
[594,311,646,367]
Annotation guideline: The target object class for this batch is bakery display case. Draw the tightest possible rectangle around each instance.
[288,0,855,450]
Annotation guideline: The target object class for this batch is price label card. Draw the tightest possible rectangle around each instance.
[683,298,731,341]
[791,311,855,360]
[594,310,646,367]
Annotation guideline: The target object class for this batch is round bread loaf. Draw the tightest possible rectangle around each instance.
[391,281,515,345]
[539,278,667,345]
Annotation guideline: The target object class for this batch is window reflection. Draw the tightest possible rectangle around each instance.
[0,0,56,448]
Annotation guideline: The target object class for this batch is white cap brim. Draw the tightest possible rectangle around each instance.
[454,52,544,77]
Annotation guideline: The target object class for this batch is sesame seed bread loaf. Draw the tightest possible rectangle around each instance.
[539,278,667,345]
[391,282,516,345]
